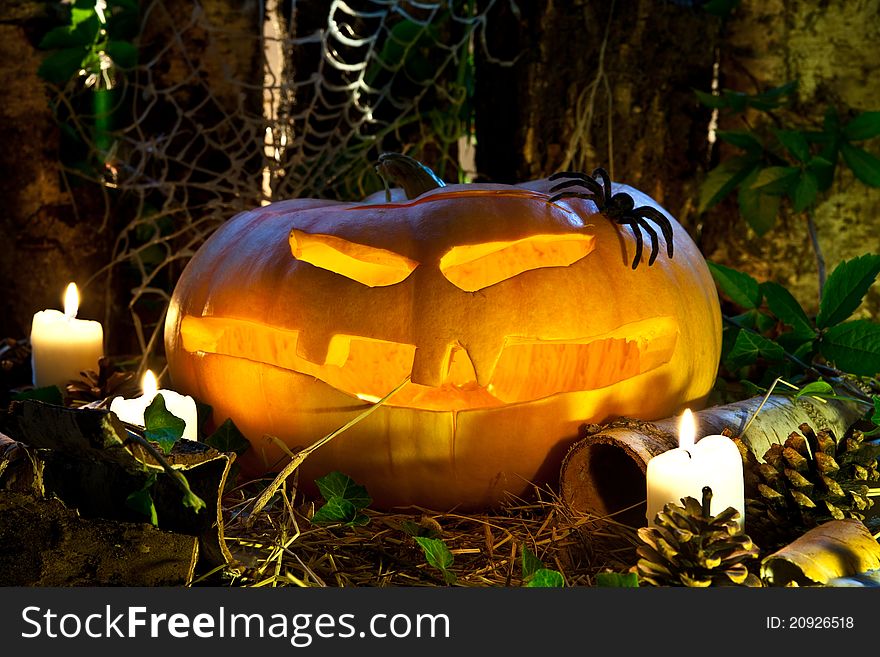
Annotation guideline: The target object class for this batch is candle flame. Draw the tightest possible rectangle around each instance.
[678,408,696,450]
[63,282,79,319]
[355,392,382,403]
[142,370,158,397]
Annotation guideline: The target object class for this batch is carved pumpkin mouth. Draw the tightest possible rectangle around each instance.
[180,315,678,411]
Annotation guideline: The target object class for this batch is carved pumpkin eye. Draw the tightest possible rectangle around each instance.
[439,233,596,292]
[290,228,418,287]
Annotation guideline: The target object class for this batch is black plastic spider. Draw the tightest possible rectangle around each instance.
[547,167,674,269]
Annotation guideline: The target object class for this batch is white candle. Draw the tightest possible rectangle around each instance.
[645,409,745,527]
[110,370,199,442]
[30,282,104,388]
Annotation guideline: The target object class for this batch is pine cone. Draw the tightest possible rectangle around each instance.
[65,357,138,407]
[637,494,762,587]
[737,423,879,551]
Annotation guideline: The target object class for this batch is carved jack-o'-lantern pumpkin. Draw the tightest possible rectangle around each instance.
[164,156,721,510]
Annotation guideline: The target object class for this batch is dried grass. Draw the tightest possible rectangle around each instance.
[205,476,641,588]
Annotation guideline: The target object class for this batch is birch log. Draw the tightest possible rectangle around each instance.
[559,394,865,527]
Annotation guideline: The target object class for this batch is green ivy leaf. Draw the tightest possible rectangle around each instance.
[105,40,138,69]
[204,418,250,455]
[37,47,88,85]
[694,89,727,109]
[824,105,841,133]
[774,129,811,162]
[12,385,64,405]
[311,497,368,526]
[716,130,763,154]
[752,80,798,108]
[125,473,158,526]
[521,544,545,580]
[726,330,785,370]
[143,393,186,454]
[776,331,814,355]
[315,471,372,510]
[695,82,795,113]
[754,310,777,334]
[843,111,880,141]
[750,165,800,195]
[760,281,815,339]
[698,156,758,212]
[792,169,819,212]
[791,339,817,363]
[739,379,765,398]
[818,320,880,376]
[414,536,454,570]
[872,396,880,426]
[807,155,836,191]
[180,484,206,513]
[707,261,762,309]
[731,310,759,330]
[720,324,739,363]
[414,536,456,583]
[71,2,99,28]
[794,381,834,399]
[525,569,565,588]
[596,571,639,587]
[841,143,880,187]
[738,169,782,236]
[816,254,880,329]
[39,25,92,49]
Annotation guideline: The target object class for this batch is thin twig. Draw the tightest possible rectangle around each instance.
[805,209,826,302]
[739,376,791,440]
[247,377,410,521]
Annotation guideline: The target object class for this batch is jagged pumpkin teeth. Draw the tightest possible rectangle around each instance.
[179,315,678,408]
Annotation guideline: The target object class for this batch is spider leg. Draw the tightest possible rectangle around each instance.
[633,206,674,258]
[635,216,660,266]
[548,190,600,205]
[614,216,643,270]
[548,176,604,198]
[591,167,613,203]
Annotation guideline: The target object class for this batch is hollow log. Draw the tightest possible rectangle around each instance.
[559,394,866,528]
[0,490,199,586]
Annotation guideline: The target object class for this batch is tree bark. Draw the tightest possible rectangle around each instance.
[0,1,113,349]
[702,0,880,316]
[474,0,721,232]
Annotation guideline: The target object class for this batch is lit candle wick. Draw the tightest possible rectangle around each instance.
[678,407,696,451]
[142,369,159,397]
[63,282,79,320]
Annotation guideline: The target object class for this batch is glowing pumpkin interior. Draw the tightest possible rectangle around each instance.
[180,227,679,411]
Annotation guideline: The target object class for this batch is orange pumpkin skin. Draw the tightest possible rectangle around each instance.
[164,181,721,510]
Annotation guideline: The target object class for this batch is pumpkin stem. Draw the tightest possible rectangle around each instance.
[375,152,446,201]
